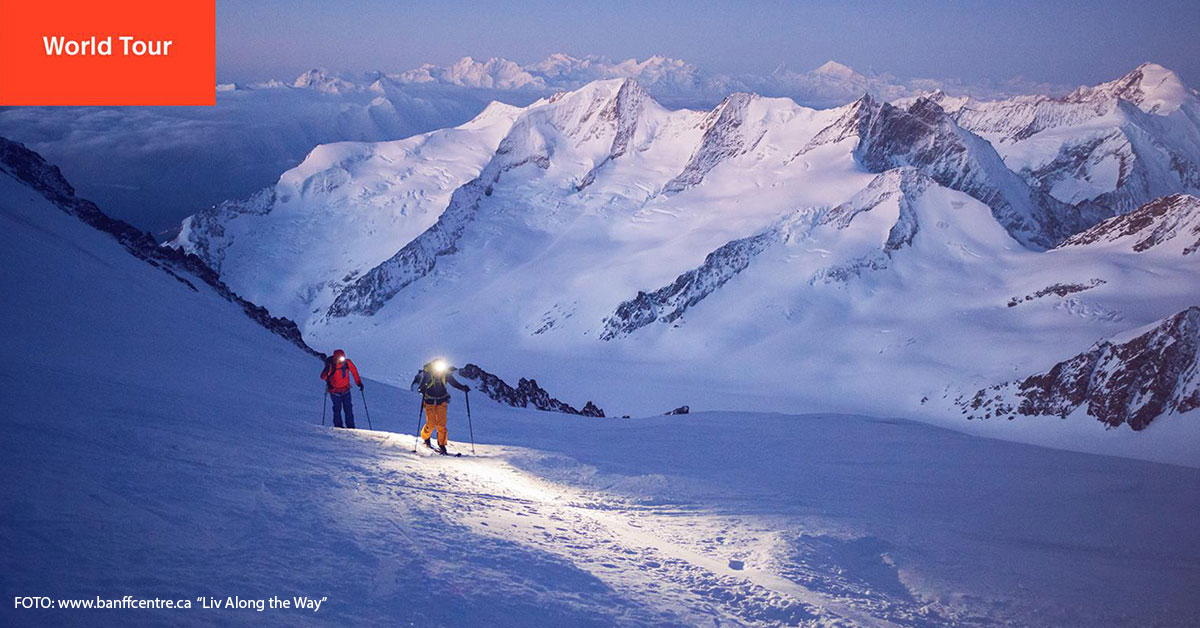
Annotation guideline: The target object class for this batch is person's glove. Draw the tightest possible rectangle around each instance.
[358,383,365,391]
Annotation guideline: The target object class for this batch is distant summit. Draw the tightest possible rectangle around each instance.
[1069,62,1194,114]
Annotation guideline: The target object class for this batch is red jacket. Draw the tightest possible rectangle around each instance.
[321,350,362,393]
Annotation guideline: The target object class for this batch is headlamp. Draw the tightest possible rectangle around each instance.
[432,359,449,374]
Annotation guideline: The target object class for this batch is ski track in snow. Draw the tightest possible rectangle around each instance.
[336,429,946,628]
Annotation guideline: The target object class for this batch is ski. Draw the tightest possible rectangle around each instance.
[415,441,461,457]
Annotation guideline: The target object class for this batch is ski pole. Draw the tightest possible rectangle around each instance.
[413,397,425,451]
[321,389,327,426]
[359,388,373,430]
[465,390,475,455]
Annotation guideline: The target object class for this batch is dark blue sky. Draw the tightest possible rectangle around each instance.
[217,0,1200,87]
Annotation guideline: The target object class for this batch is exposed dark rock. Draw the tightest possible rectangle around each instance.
[576,79,650,191]
[1007,279,1106,307]
[946,65,1200,227]
[456,363,605,417]
[1059,194,1200,254]
[663,92,756,194]
[168,187,275,273]
[957,306,1200,430]
[580,401,605,417]
[0,137,321,359]
[326,114,556,319]
[664,405,690,415]
[600,228,775,339]
[603,168,934,338]
[808,94,1087,249]
[325,173,491,318]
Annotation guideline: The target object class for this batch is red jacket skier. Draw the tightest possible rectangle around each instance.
[321,349,363,429]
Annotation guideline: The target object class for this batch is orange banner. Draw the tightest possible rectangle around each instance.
[0,0,215,105]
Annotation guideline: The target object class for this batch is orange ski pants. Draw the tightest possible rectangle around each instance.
[421,402,449,447]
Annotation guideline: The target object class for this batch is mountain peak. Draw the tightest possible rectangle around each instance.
[463,100,524,128]
[292,69,356,94]
[812,60,859,79]
[1078,62,1192,114]
[566,77,646,103]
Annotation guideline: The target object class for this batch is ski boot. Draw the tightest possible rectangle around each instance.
[438,444,448,456]
[423,438,432,449]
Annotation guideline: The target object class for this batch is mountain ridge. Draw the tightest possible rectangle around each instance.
[0,137,320,358]
[164,66,1200,453]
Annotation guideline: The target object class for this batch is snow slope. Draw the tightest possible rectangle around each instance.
[0,150,669,626]
[3,152,1200,627]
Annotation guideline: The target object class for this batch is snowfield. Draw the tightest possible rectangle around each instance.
[3,138,1200,627]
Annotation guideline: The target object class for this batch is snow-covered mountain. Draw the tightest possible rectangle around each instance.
[0,73,530,236]
[389,54,1071,109]
[398,54,737,107]
[6,134,1200,627]
[931,63,1200,222]
[172,101,523,324]
[822,94,1089,247]
[171,68,1200,462]
[959,305,1200,431]
[0,54,1075,235]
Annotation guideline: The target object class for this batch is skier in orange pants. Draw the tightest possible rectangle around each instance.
[416,359,470,454]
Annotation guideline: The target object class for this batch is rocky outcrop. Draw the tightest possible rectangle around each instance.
[0,137,320,358]
[957,306,1200,430]
[945,65,1200,225]
[577,78,651,190]
[326,173,492,318]
[170,188,275,272]
[664,405,690,415]
[602,168,935,338]
[456,364,605,417]
[662,92,756,193]
[600,228,776,339]
[604,78,650,160]
[834,95,1084,248]
[822,168,929,251]
[1058,194,1200,254]
[1007,279,1107,307]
